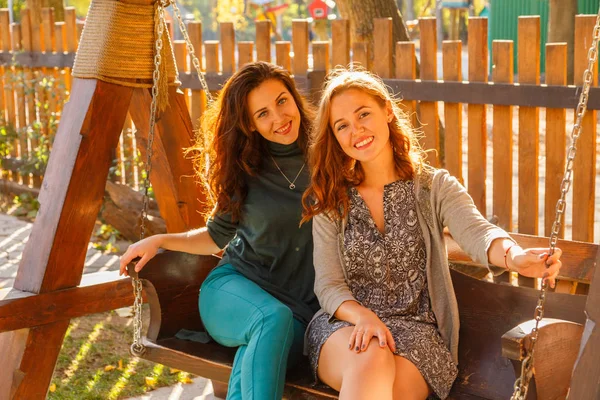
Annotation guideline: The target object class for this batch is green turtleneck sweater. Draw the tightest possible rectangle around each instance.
[206,140,319,325]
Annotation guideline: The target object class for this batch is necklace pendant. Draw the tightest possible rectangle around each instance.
[289,183,296,190]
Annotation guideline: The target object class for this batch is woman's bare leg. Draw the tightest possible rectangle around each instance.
[317,327,396,400]
[392,355,431,400]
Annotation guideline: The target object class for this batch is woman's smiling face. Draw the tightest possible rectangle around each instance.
[247,79,301,145]
[330,88,394,164]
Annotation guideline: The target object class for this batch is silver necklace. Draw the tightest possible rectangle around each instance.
[270,155,305,190]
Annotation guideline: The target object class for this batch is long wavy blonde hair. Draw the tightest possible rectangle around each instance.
[302,68,426,222]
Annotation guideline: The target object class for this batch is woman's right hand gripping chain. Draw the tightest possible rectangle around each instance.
[119,235,162,277]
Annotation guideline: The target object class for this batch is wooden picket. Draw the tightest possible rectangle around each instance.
[0,10,599,261]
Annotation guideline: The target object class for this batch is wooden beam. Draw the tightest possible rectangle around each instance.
[0,77,133,399]
[446,232,598,283]
[128,86,206,232]
[567,246,600,399]
[0,271,137,333]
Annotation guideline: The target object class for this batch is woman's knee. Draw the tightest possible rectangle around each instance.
[347,340,395,376]
[256,303,294,336]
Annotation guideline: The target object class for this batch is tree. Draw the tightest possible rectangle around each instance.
[548,0,576,83]
[336,0,412,49]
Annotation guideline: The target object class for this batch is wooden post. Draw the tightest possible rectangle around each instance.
[64,7,77,93]
[396,42,417,128]
[567,248,600,399]
[352,42,370,70]
[373,18,393,79]
[173,40,189,111]
[292,20,309,76]
[419,17,440,167]
[275,41,291,71]
[442,40,463,183]
[220,22,235,75]
[237,41,254,68]
[331,19,350,68]
[517,16,541,236]
[256,20,271,63]
[467,17,488,214]
[545,43,567,239]
[492,40,514,232]
[187,21,205,130]
[572,15,597,243]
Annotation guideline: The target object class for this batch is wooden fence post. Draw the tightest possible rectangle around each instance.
[492,40,514,232]
[467,17,488,214]
[443,40,463,183]
[419,17,440,167]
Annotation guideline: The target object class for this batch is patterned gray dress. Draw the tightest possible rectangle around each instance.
[307,180,458,399]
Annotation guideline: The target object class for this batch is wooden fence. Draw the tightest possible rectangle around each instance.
[0,8,598,247]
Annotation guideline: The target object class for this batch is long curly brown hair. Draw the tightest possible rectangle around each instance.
[190,61,314,222]
[302,68,426,223]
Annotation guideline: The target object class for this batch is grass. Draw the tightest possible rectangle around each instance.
[49,307,196,400]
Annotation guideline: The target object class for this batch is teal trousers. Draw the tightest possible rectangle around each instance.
[199,264,306,400]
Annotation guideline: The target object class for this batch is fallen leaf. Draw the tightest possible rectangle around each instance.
[180,376,193,384]
[49,383,56,393]
[118,359,123,370]
[145,377,157,387]
[169,368,181,374]
[104,365,116,372]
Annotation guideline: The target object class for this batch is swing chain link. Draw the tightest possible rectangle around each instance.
[130,0,214,357]
[130,0,167,357]
[511,7,600,400]
[170,0,214,105]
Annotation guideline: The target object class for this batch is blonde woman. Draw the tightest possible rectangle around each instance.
[302,69,562,400]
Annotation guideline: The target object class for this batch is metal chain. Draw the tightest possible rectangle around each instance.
[130,0,215,357]
[511,7,600,399]
[170,0,214,105]
[130,0,167,357]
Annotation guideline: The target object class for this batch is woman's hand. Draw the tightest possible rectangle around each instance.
[508,246,562,288]
[348,309,396,354]
[119,235,163,276]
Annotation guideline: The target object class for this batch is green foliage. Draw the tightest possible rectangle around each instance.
[0,0,26,21]
[92,224,122,253]
[11,192,40,218]
[0,64,67,178]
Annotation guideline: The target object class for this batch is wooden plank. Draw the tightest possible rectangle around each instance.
[545,43,567,239]
[255,20,271,63]
[1,11,16,181]
[572,15,597,242]
[442,40,462,183]
[0,271,137,332]
[517,16,541,235]
[64,7,78,52]
[205,40,220,73]
[351,41,370,70]
[0,9,10,127]
[0,77,132,400]
[129,86,206,233]
[5,320,71,398]
[292,20,309,76]
[12,23,30,186]
[395,42,417,128]
[419,17,439,167]
[237,41,254,68]
[373,18,393,79]
[445,231,597,283]
[41,8,58,117]
[173,40,189,110]
[276,41,291,71]
[492,40,514,232]
[19,10,40,187]
[567,251,600,400]
[54,22,66,53]
[187,21,205,130]
[312,41,329,72]
[220,21,235,75]
[467,17,488,214]
[331,19,350,68]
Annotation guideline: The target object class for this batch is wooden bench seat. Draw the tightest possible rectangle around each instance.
[131,246,591,400]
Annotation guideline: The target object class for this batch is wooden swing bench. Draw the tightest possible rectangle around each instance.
[129,232,597,400]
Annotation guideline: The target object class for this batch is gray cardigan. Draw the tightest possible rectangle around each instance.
[310,168,513,362]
